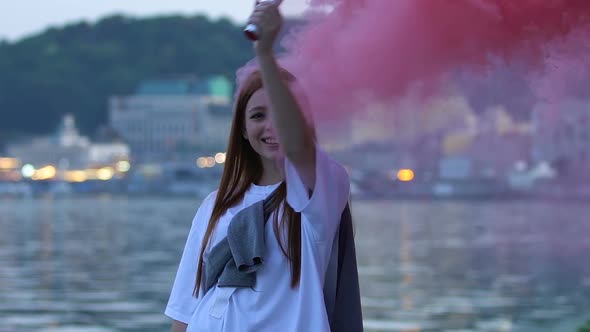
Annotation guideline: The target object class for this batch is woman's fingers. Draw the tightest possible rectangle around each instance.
[248,0,282,52]
[248,5,279,28]
[253,1,278,14]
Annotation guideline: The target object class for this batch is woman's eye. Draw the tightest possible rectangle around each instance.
[251,113,264,120]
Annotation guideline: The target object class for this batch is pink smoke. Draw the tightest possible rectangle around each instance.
[531,28,590,104]
[251,0,590,121]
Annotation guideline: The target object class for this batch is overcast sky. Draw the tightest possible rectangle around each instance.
[0,0,308,41]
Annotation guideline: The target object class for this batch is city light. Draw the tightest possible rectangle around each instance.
[83,169,97,180]
[32,165,57,180]
[116,160,131,172]
[196,157,207,168]
[206,157,215,168]
[21,164,35,178]
[0,157,20,170]
[64,170,87,183]
[215,152,226,164]
[197,156,219,168]
[397,169,415,182]
[96,167,115,181]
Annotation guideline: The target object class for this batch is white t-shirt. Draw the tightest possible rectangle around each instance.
[165,148,350,331]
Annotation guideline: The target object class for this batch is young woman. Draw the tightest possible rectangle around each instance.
[165,2,351,331]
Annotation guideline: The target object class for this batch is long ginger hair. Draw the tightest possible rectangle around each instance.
[194,69,304,296]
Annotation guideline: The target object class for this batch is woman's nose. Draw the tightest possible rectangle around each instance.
[263,120,276,134]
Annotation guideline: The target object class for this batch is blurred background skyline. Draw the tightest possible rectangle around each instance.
[0,0,308,41]
[0,0,588,200]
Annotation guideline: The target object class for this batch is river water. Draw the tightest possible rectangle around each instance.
[0,196,589,331]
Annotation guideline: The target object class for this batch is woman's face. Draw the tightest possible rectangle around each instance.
[244,89,282,163]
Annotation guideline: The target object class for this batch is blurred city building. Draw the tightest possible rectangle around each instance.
[109,75,233,163]
[532,98,590,179]
[6,114,129,170]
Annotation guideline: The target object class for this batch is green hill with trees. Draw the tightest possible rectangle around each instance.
[0,14,257,149]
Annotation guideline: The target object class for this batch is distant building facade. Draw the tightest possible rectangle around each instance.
[532,99,590,177]
[109,76,233,162]
[7,114,129,169]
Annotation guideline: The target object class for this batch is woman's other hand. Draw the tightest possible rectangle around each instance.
[248,1,283,56]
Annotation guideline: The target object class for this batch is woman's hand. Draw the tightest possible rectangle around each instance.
[248,1,283,56]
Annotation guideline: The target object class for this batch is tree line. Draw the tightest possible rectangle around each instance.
[0,14,257,149]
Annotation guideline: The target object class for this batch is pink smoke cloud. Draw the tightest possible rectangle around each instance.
[259,0,590,121]
[531,28,590,104]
